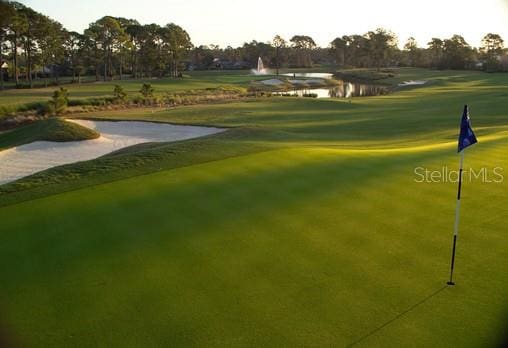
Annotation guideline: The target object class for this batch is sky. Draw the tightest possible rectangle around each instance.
[19,0,508,48]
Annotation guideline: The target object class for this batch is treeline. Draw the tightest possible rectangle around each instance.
[0,0,507,91]
[0,0,192,89]
[205,30,506,73]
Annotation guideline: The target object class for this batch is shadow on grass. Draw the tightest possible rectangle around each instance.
[347,285,448,347]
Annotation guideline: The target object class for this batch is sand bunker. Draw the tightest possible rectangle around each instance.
[260,79,284,86]
[287,79,308,85]
[0,119,224,185]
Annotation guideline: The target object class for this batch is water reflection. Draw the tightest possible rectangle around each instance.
[273,80,388,98]
[328,81,388,97]
[281,72,333,79]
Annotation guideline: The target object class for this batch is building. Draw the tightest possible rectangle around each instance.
[0,61,9,80]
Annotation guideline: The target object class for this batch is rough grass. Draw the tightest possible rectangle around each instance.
[0,118,99,151]
[0,68,507,347]
[0,71,267,111]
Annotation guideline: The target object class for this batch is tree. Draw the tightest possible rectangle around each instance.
[18,7,38,88]
[330,35,371,68]
[442,35,473,70]
[241,40,274,69]
[272,35,286,75]
[83,27,102,81]
[403,37,422,67]
[330,37,346,66]
[427,38,444,68]
[63,31,85,83]
[365,28,398,70]
[113,17,139,80]
[8,2,28,87]
[480,33,504,71]
[87,16,127,80]
[191,45,214,69]
[0,0,15,89]
[480,33,504,55]
[71,34,89,83]
[125,23,144,78]
[161,23,192,77]
[36,15,65,86]
[136,24,160,78]
[290,35,316,67]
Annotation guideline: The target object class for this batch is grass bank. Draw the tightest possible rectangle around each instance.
[0,118,99,151]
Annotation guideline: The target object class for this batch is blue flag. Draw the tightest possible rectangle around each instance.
[458,105,477,152]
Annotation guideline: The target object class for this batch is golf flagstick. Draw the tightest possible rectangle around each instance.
[447,150,465,286]
[447,105,477,286]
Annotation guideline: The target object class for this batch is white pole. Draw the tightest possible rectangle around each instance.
[447,150,465,285]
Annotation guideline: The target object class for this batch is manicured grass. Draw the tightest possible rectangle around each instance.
[0,118,99,151]
[0,68,507,347]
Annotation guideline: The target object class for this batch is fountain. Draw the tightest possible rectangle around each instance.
[251,56,268,75]
[257,57,264,72]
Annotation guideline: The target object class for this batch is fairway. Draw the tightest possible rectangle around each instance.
[0,68,507,347]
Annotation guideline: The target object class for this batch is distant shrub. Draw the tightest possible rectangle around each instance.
[113,85,127,103]
[68,97,115,107]
[163,93,181,106]
[140,83,154,99]
[139,83,156,105]
[67,99,87,106]
[48,87,69,116]
[302,93,318,98]
[215,85,248,95]
[131,95,144,105]
[18,102,49,115]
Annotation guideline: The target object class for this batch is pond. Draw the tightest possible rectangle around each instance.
[0,120,224,185]
[273,80,389,98]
